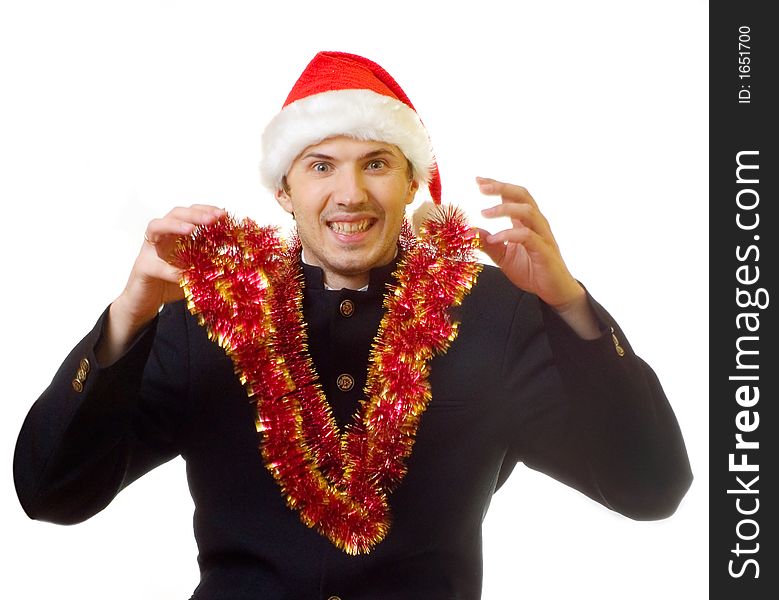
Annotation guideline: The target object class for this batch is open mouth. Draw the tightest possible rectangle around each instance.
[327,219,376,235]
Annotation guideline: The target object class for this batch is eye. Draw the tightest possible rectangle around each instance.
[311,162,331,173]
[366,159,387,171]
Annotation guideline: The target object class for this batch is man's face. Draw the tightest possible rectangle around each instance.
[276,136,418,288]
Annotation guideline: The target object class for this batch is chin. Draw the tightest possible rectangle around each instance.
[328,256,375,276]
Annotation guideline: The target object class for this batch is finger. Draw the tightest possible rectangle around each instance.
[480,202,552,240]
[144,206,227,243]
[476,177,539,210]
[164,205,226,225]
[144,217,199,245]
[186,203,226,214]
[484,225,549,255]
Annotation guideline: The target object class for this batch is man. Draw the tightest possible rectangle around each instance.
[14,51,692,599]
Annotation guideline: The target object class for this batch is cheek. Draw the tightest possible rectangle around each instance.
[288,190,326,226]
[297,213,323,235]
[378,181,414,214]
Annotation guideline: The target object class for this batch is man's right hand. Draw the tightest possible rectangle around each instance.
[96,205,225,366]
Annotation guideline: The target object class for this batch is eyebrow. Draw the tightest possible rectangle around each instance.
[299,149,399,161]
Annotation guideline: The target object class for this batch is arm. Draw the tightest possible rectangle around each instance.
[508,291,692,520]
[13,302,191,524]
[13,204,224,524]
[477,178,691,518]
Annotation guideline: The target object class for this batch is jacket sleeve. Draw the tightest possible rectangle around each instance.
[13,301,191,524]
[504,291,693,520]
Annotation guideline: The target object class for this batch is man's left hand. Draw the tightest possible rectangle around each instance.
[475,177,601,339]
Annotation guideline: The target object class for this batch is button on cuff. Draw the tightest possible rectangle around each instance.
[72,356,91,392]
[610,327,625,357]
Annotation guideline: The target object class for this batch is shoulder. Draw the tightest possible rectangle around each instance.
[472,262,519,291]
[466,262,531,312]
[454,263,544,344]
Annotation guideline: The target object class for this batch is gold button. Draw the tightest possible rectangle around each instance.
[80,357,90,374]
[336,374,354,392]
[72,379,84,393]
[339,299,355,317]
[76,367,87,383]
[610,327,625,357]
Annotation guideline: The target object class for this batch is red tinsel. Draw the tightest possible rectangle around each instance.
[175,207,481,554]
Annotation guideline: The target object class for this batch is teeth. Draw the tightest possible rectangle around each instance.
[329,220,372,234]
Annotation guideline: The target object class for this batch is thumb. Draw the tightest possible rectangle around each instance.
[474,228,506,266]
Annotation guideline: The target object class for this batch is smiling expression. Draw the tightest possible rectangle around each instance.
[276,136,418,290]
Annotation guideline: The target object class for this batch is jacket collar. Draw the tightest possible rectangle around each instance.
[300,251,400,296]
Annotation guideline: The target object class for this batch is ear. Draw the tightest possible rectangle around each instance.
[405,179,420,205]
[275,186,294,214]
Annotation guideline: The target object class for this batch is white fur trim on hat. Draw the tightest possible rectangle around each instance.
[259,89,434,191]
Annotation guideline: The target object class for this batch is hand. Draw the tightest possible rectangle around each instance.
[97,205,225,364]
[475,177,583,307]
[476,177,600,338]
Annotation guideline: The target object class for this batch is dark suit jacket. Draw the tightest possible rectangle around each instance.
[14,260,692,599]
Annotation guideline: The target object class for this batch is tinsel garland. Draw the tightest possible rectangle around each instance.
[175,207,481,554]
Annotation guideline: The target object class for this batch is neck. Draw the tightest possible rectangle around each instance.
[299,249,371,291]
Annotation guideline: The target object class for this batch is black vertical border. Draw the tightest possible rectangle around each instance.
[710,3,776,598]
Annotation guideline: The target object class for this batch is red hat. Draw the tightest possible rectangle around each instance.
[260,51,441,203]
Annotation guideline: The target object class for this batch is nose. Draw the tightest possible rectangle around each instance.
[332,165,368,206]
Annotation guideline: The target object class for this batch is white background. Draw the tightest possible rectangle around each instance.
[0,1,708,598]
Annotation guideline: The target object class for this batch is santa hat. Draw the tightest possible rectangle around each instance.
[260,51,442,204]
